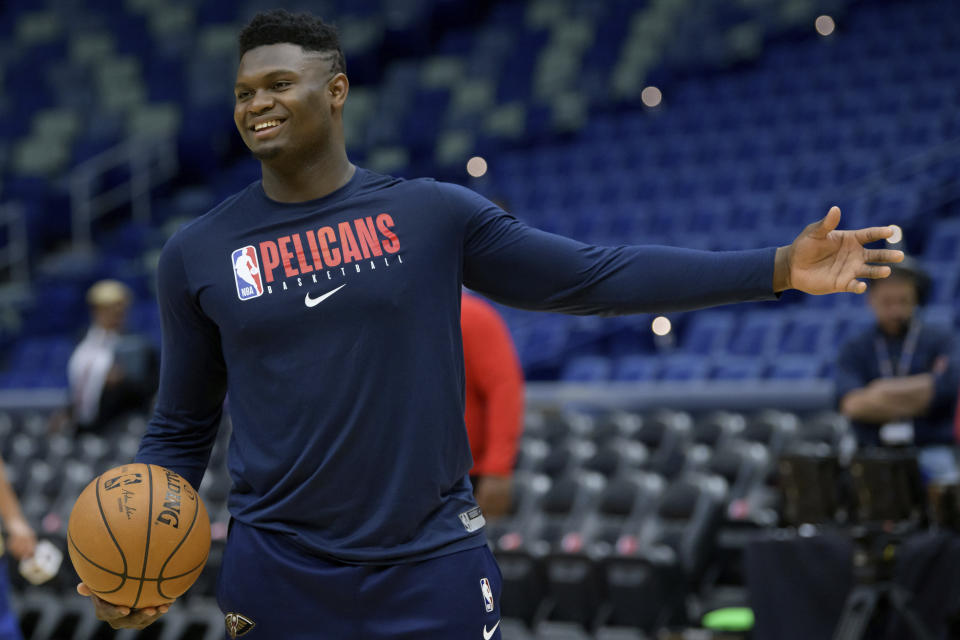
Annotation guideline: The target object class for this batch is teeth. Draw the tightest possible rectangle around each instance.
[254,120,281,131]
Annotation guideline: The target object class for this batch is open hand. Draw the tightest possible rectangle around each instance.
[774,206,904,294]
[77,583,172,630]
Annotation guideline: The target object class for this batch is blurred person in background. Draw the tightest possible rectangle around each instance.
[836,258,959,482]
[66,280,158,432]
[462,292,524,520]
[0,457,36,640]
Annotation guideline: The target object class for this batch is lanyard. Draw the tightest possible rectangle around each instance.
[874,320,922,378]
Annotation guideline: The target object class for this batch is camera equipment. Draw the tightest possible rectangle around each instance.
[778,442,847,527]
[777,446,932,640]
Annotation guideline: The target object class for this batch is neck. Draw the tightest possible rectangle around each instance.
[880,318,913,339]
[260,144,354,203]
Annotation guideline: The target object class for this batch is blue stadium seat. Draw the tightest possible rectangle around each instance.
[2,0,959,394]
[780,312,834,356]
[561,356,613,382]
[658,355,710,382]
[613,355,659,382]
[925,261,959,306]
[832,311,875,350]
[768,356,824,380]
[711,358,766,381]
[922,305,955,330]
[679,312,734,356]
[925,222,960,261]
[726,312,783,357]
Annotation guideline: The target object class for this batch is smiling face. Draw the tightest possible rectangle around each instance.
[233,43,345,162]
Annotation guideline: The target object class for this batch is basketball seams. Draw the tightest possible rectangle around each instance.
[93,477,129,592]
[156,484,203,599]
[68,530,203,583]
[70,463,210,609]
[155,558,208,582]
[131,464,155,609]
[67,530,126,593]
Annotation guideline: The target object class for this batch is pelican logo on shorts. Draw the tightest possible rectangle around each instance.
[480,577,495,613]
[232,246,264,301]
[224,612,255,638]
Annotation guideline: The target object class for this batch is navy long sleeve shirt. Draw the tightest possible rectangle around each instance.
[835,321,959,446]
[136,168,778,563]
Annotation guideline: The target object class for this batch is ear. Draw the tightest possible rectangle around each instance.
[328,72,349,111]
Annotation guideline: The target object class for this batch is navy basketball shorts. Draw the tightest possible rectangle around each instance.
[216,520,503,639]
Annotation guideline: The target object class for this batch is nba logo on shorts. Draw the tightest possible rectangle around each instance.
[231,246,263,301]
[480,577,494,613]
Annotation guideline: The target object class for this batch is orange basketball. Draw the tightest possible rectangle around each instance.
[67,463,211,608]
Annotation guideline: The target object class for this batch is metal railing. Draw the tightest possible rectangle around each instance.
[69,136,179,250]
[525,379,834,412]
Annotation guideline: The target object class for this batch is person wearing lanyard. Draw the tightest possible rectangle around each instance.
[836,258,960,482]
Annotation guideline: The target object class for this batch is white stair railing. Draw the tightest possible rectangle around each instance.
[70,136,178,250]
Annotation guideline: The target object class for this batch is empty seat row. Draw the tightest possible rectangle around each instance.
[491,472,728,632]
[15,590,225,640]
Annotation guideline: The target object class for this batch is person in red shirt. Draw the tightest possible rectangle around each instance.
[461,292,525,519]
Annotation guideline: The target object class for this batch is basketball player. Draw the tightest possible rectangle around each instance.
[77,10,904,638]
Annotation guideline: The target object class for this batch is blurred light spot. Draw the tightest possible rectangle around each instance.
[815,15,836,36]
[466,156,488,178]
[42,512,62,534]
[887,225,903,244]
[652,316,672,336]
[641,86,662,108]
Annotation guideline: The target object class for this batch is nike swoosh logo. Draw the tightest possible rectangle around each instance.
[483,620,500,639]
[304,284,346,308]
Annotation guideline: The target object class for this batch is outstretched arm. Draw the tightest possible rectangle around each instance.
[454,179,903,314]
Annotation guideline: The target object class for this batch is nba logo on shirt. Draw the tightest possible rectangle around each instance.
[232,246,263,301]
[480,577,494,613]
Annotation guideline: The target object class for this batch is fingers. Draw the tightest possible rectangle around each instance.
[810,206,842,239]
[858,265,892,280]
[9,538,36,560]
[846,280,868,294]
[844,265,891,295]
[854,225,896,245]
[105,608,166,630]
[77,584,172,630]
[78,586,131,619]
[864,248,904,264]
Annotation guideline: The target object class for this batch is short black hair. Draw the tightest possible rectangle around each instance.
[238,9,346,75]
